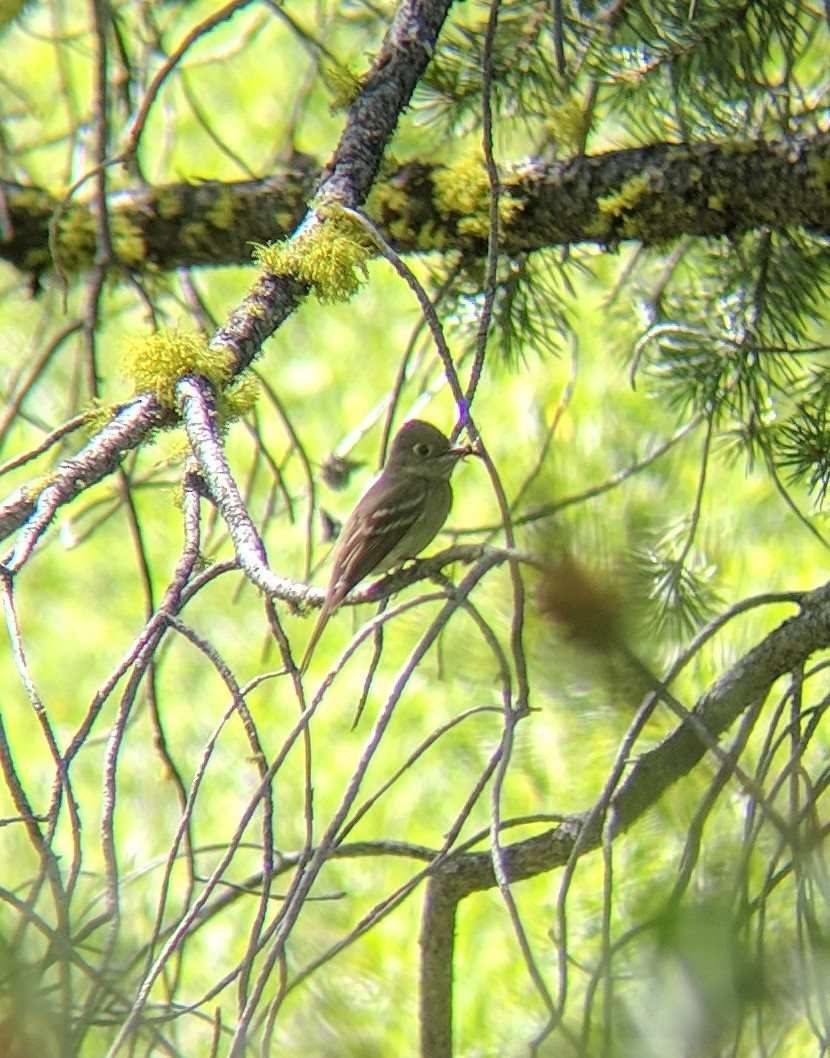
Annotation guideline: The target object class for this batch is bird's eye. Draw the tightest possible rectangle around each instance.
[413,442,432,457]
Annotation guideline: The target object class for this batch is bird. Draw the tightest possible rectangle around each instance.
[300,419,473,672]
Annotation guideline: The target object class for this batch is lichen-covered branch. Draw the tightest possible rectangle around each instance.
[5,132,830,276]
[0,0,456,556]
[210,0,456,377]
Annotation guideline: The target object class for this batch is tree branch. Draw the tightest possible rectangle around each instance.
[0,0,456,558]
[0,395,168,564]
[415,583,830,1052]
[420,581,828,897]
[7,132,830,275]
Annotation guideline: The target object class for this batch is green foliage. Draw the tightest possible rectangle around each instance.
[433,250,574,365]
[491,253,573,361]
[774,395,830,506]
[416,1,564,139]
[591,0,825,143]
[4,1,830,1057]
[630,521,721,638]
[635,235,825,396]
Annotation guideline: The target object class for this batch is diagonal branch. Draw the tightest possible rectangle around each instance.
[428,583,827,901]
[417,581,830,1052]
[0,395,168,564]
[419,584,830,1053]
[209,0,457,376]
[0,0,457,557]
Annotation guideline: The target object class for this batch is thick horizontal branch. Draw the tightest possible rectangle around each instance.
[5,132,830,276]
[503,132,830,250]
[0,165,318,276]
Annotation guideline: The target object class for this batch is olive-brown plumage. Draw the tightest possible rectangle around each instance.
[301,420,471,672]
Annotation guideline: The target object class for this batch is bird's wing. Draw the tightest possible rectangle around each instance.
[329,477,428,604]
[301,479,426,673]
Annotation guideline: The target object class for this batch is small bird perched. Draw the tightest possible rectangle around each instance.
[300,419,474,672]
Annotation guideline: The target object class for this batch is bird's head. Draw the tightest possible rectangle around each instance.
[387,419,475,480]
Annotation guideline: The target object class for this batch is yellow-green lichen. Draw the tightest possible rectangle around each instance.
[123,329,233,409]
[180,221,211,251]
[110,213,146,268]
[123,328,259,426]
[255,206,373,302]
[55,208,97,273]
[807,151,830,195]
[216,371,260,422]
[385,216,414,246]
[23,245,54,272]
[155,188,183,221]
[415,218,448,252]
[595,173,657,239]
[51,204,145,273]
[272,207,298,233]
[542,98,588,154]
[82,400,114,437]
[324,59,362,113]
[368,179,410,217]
[433,153,522,238]
[205,188,238,231]
[160,435,193,472]
[366,174,449,251]
[583,213,614,241]
[378,153,401,178]
[12,186,55,217]
[21,474,53,503]
[597,173,653,221]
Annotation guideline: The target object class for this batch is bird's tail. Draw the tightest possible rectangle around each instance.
[299,597,335,673]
